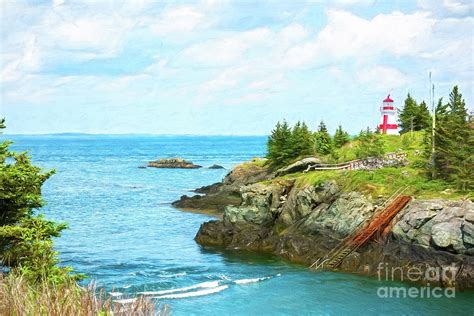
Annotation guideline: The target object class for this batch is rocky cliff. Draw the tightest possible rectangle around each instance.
[175,161,474,289]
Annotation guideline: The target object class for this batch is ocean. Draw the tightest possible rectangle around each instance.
[6,134,473,315]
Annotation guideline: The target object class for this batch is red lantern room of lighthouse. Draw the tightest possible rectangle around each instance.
[379,94,398,135]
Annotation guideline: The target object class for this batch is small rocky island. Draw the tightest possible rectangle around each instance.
[148,158,202,169]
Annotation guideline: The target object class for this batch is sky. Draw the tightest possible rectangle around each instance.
[0,0,473,135]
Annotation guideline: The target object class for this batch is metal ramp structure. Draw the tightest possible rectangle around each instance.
[311,188,412,271]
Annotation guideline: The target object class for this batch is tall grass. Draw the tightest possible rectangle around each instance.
[0,273,169,316]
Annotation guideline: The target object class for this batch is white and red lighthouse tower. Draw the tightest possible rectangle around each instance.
[379,94,398,135]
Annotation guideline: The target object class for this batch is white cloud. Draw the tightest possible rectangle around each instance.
[183,28,273,66]
[357,66,409,90]
[285,10,436,68]
[43,10,135,59]
[443,0,472,14]
[1,34,41,83]
[151,6,206,35]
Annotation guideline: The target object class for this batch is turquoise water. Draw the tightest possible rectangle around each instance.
[7,135,474,315]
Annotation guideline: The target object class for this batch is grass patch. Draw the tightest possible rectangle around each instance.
[0,273,168,316]
[267,166,472,200]
[332,131,426,164]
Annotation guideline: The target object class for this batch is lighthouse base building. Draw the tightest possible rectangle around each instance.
[379,94,398,135]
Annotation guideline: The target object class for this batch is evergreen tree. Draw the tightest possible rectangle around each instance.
[290,121,314,158]
[355,127,385,159]
[417,101,431,131]
[314,121,333,155]
[333,125,350,148]
[425,86,473,190]
[266,121,292,168]
[398,94,432,133]
[398,93,418,134]
[0,119,79,284]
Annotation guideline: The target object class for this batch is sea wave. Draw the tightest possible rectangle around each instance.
[153,285,228,299]
[138,280,220,296]
[234,276,272,284]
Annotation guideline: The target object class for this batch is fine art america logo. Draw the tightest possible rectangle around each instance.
[376,262,459,298]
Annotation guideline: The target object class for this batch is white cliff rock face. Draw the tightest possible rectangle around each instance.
[392,200,474,254]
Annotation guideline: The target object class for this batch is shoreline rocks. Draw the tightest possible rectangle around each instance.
[172,160,273,212]
[148,158,201,169]
[172,158,473,289]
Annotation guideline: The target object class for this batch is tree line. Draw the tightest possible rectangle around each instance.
[266,119,384,168]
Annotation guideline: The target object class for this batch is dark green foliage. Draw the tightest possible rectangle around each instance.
[290,121,314,157]
[0,119,79,284]
[266,120,315,168]
[398,93,431,133]
[355,127,385,159]
[314,121,333,155]
[266,121,292,168]
[333,125,350,148]
[426,86,473,191]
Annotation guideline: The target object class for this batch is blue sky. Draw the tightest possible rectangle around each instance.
[1,0,472,135]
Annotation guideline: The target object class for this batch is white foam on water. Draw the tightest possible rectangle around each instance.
[234,275,272,285]
[153,285,228,299]
[161,272,187,278]
[138,280,220,296]
[109,292,123,297]
[113,298,136,304]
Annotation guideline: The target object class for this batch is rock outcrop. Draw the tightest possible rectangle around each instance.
[192,172,474,288]
[275,157,321,176]
[392,200,474,254]
[172,160,273,212]
[170,156,473,288]
[148,158,201,169]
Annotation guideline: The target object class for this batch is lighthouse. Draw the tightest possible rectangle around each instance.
[379,94,398,135]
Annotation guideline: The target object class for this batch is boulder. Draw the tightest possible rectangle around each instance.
[222,161,272,191]
[465,210,474,222]
[278,181,340,227]
[148,158,201,169]
[299,189,374,236]
[223,181,292,225]
[431,219,464,251]
[275,157,321,176]
[463,221,474,246]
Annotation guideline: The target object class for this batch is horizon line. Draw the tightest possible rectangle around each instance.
[2,132,270,137]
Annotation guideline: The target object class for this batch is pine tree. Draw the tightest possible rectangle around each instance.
[333,125,350,148]
[314,121,333,155]
[355,127,385,159]
[398,94,432,134]
[398,93,418,134]
[442,86,471,189]
[416,101,431,131]
[290,121,314,158]
[425,86,473,190]
[266,120,292,168]
[0,119,79,284]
